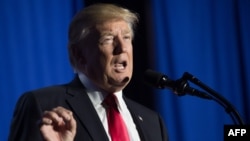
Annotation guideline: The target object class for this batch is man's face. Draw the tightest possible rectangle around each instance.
[80,20,133,93]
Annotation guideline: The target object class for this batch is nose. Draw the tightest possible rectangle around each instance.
[113,38,127,55]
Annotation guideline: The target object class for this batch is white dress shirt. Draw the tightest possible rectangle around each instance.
[78,73,141,141]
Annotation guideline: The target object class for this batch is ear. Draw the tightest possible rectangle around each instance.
[71,46,86,69]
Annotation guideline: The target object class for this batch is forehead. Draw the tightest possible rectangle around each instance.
[95,20,132,35]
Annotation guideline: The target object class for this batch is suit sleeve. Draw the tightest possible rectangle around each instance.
[8,92,44,141]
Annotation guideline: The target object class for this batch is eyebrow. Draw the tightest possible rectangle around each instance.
[100,29,131,37]
[100,31,114,37]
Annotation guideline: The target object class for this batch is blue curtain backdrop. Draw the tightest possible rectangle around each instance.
[149,0,250,141]
[0,0,83,140]
[1,0,250,141]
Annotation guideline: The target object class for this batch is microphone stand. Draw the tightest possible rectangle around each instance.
[182,72,245,125]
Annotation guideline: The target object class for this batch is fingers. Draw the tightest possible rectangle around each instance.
[40,106,77,141]
[42,107,73,126]
[41,106,76,129]
[67,112,77,135]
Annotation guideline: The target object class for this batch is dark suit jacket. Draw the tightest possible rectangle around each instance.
[8,77,168,141]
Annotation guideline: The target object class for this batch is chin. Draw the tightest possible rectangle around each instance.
[108,77,129,88]
[104,84,125,93]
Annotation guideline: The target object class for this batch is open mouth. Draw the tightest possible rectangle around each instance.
[114,61,127,71]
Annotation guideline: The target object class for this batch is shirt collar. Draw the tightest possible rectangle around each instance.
[78,73,125,110]
[78,73,106,107]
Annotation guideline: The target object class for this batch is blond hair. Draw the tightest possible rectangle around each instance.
[68,3,139,69]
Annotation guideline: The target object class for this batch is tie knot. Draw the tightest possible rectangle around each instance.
[103,94,118,109]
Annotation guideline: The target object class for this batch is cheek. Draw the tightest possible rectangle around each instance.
[91,52,111,73]
[99,48,113,64]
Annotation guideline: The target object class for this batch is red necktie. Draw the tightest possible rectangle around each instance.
[103,94,130,141]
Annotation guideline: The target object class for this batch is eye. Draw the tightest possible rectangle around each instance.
[123,35,131,41]
[99,36,114,45]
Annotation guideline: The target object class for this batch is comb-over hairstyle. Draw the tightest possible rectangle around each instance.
[68,3,139,70]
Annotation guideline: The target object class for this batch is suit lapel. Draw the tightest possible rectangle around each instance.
[124,97,149,141]
[64,77,151,141]
[65,77,109,141]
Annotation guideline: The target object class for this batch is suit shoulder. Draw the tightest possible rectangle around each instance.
[15,83,72,111]
[32,83,67,92]
[17,84,69,106]
[125,98,158,115]
[24,84,67,96]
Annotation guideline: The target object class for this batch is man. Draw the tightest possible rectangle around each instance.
[8,3,168,141]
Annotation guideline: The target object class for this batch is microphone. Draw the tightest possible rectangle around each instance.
[144,70,245,124]
[144,69,212,99]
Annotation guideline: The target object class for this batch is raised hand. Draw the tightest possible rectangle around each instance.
[40,106,77,141]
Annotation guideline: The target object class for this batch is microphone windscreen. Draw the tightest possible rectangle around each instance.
[144,69,165,88]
